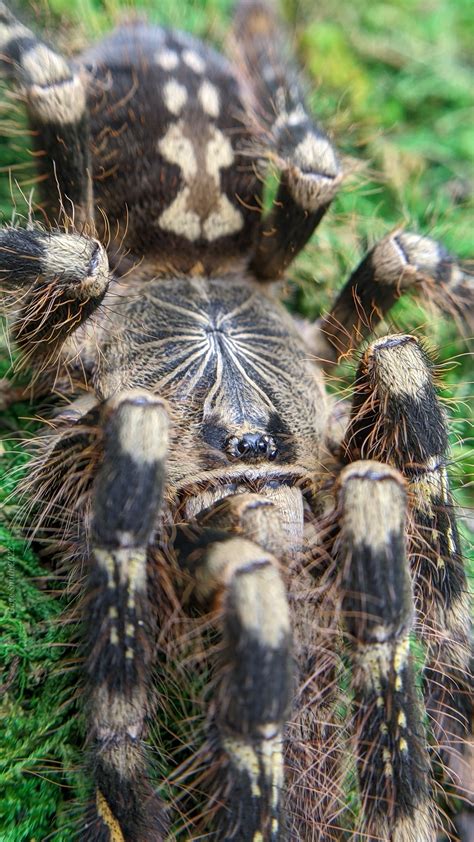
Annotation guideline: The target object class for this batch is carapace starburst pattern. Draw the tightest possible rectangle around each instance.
[0,1,472,840]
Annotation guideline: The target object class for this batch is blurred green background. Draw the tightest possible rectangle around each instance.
[0,1,472,839]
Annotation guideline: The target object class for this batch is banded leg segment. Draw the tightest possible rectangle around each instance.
[179,492,294,841]
[86,391,169,842]
[0,2,92,224]
[206,538,291,841]
[0,227,109,368]
[312,231,473,365]
[337,461,434,841]
[233,1,342,280]
[343,336,472,808]
[197,488,347,840]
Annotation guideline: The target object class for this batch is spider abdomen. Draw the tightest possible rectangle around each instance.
[83,23,261,273]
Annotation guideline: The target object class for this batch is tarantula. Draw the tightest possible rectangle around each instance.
[0,1,472,840]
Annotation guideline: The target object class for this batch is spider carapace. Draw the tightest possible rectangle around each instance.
[0,1,472,840]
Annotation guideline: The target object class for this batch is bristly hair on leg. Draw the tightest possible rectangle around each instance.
[341,334,473,832]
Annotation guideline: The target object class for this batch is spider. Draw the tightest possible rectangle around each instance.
[0,1,472,840]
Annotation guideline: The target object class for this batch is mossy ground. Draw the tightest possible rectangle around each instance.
[0,1,472,839]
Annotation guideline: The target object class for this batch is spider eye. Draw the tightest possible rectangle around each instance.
[226,432,278,460]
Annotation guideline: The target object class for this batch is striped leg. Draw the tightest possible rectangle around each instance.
[343,336,473,817]
[0,227,109,368]
[337,460,435,841]
[197,487,347,840]
[85,390,169,842]
[0,2,92,225]
[232,1,342,280]
[312,232,473,365]
[178,491,295,840]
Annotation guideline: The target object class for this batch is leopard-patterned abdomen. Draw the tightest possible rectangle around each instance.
[95,276,328,485]
[82,23,261,274]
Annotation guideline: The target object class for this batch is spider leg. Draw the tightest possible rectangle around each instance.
[336,460,435,840]
[343,335,472,819]
[22,396,101,555]
[86,390,169,842]
[0,226,109,368]
[310,231,473,365]
[177,490,296,840]
[197,489,348,841]
[232,1,342,280]
[0,2,92,225]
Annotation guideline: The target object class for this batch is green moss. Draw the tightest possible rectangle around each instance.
[301,22,370,115]
[0,527,82,840]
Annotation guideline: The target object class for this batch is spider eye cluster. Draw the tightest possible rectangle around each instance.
[226,432,278,460]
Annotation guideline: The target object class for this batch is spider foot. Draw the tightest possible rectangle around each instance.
[0,226,109,368]
[313,232,473,365]
[0,1,92,222]
[233,1,342,280]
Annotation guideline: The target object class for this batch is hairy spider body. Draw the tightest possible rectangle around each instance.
[0,2,472,841]
[91,276,327,478]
